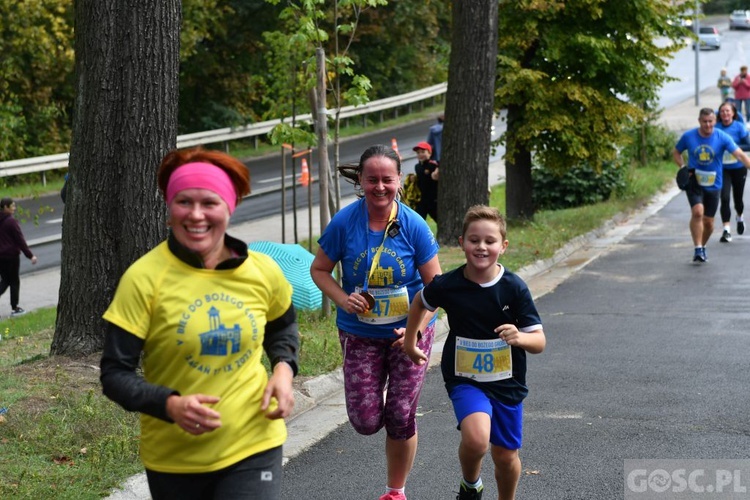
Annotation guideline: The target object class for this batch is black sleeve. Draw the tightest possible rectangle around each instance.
[263,304,300,376]
[100,323,178,422]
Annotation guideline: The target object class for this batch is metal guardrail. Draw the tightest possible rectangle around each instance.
[0,82,447,177]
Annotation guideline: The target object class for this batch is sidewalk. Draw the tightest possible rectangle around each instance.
[6,86,718,499]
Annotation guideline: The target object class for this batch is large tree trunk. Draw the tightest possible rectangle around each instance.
[51,0,180,356]
[505,104,534,220]
[437,0,498,246]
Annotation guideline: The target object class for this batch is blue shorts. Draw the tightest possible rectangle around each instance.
[449,383,523,450]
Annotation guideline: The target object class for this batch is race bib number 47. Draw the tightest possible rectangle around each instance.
[454,336,512,382]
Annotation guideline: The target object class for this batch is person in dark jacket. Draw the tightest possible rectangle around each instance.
[413,141,439,223]
[0,198,37,316]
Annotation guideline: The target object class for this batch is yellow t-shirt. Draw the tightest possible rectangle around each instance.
[103,242,293,473]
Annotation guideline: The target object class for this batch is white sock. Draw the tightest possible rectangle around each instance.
[724,225,731,231]
[385,486,405,495]
[738,215,744,222]
[462,477,483,489]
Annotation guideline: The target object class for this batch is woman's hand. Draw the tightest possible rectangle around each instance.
[166,394,222,435]
[262,361,295,420]
[344,292,370,315]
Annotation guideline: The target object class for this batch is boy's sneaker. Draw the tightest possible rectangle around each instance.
[738,220,745,235]
[11,307,26,316]
[457,482,484,500]
[693,248,707,263]
[379,491,406,500]
[720,229,732,243]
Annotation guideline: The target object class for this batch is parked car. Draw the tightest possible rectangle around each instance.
[692,26,721,50]
[729,10,750,30]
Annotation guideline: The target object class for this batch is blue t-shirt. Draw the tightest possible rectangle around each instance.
[318,198,439,338]
[714,120,748,170]
[675,128,739,191]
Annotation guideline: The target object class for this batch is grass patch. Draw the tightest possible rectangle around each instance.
[0,160,674,497]
[0,310,142,500]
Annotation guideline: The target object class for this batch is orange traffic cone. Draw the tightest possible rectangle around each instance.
[391,138,401,160]
[298,158,310,187]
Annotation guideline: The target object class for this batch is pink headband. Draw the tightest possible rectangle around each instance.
[166,162,237,214]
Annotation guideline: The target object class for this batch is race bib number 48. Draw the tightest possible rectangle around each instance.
[454,336,512,382]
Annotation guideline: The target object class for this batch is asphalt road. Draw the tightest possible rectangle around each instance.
[14,114,506,275]
[280,188,750,499]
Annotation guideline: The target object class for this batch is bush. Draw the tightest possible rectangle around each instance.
[532,160,628,210]
[620,123,678,164]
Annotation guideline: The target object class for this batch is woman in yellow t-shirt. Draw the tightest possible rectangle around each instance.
[101,147,299,499]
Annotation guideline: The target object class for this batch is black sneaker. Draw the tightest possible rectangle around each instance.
[720,229,732,243]
[457,482,484,500]
[738,220,745,235]
[11,307,26,316]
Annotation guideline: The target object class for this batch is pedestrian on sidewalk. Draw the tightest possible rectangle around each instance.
[403,205,546,500]
[100,147,299,500]
[0,197,37,316]
[718,68,733,106]
[731,66,750,121]
[672,108,750,263]
[715,101,750,243]
[310,144,442,500]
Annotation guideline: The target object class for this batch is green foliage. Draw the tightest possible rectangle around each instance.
[620,122,679,165]
[532,160,628,210]
[496,0,686,173]
[0,0,75,159]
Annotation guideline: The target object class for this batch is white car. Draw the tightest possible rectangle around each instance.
[729,10,750,30]
[692,26,721,51]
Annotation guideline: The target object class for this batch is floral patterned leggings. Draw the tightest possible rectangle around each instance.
[338,322,435,440]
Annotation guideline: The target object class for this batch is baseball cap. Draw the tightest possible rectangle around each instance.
[413,141,432,153]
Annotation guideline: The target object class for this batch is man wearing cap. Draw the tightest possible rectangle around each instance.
[412,141,439,222]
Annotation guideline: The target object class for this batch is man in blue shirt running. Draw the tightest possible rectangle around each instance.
[673,108,750,262]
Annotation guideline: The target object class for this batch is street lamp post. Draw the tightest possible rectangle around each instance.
[694,0,700,106]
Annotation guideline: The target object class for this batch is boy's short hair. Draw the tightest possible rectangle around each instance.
[0,197,13,209]
[462,205,506,239]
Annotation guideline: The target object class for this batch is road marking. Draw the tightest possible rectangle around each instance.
[46,218,63,224]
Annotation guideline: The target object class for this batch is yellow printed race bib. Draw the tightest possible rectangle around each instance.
[454,336,512,382]
[723,151,739,164]
[354,286,409,325]
[694,168,717,187]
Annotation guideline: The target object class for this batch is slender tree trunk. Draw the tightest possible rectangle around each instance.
[437,0,498,245]
[505,104,534,220]
[313,47,332,317]
[51,0,180,355]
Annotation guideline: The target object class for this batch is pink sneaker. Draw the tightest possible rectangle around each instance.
[379,490,407,500]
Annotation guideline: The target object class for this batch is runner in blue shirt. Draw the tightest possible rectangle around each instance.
[673,108,750,262]
[715,101,750,243]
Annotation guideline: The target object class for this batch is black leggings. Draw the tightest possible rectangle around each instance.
[0,255,21,309]
[146,446,283,500]
[720,167,747,224]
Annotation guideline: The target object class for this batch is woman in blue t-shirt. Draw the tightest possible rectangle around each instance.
[716,101,750,242]
[310,144,442,500]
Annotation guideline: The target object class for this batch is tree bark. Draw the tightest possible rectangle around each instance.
[51,0,180,355]
[505,104,534,220]
[437,0,498,245]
